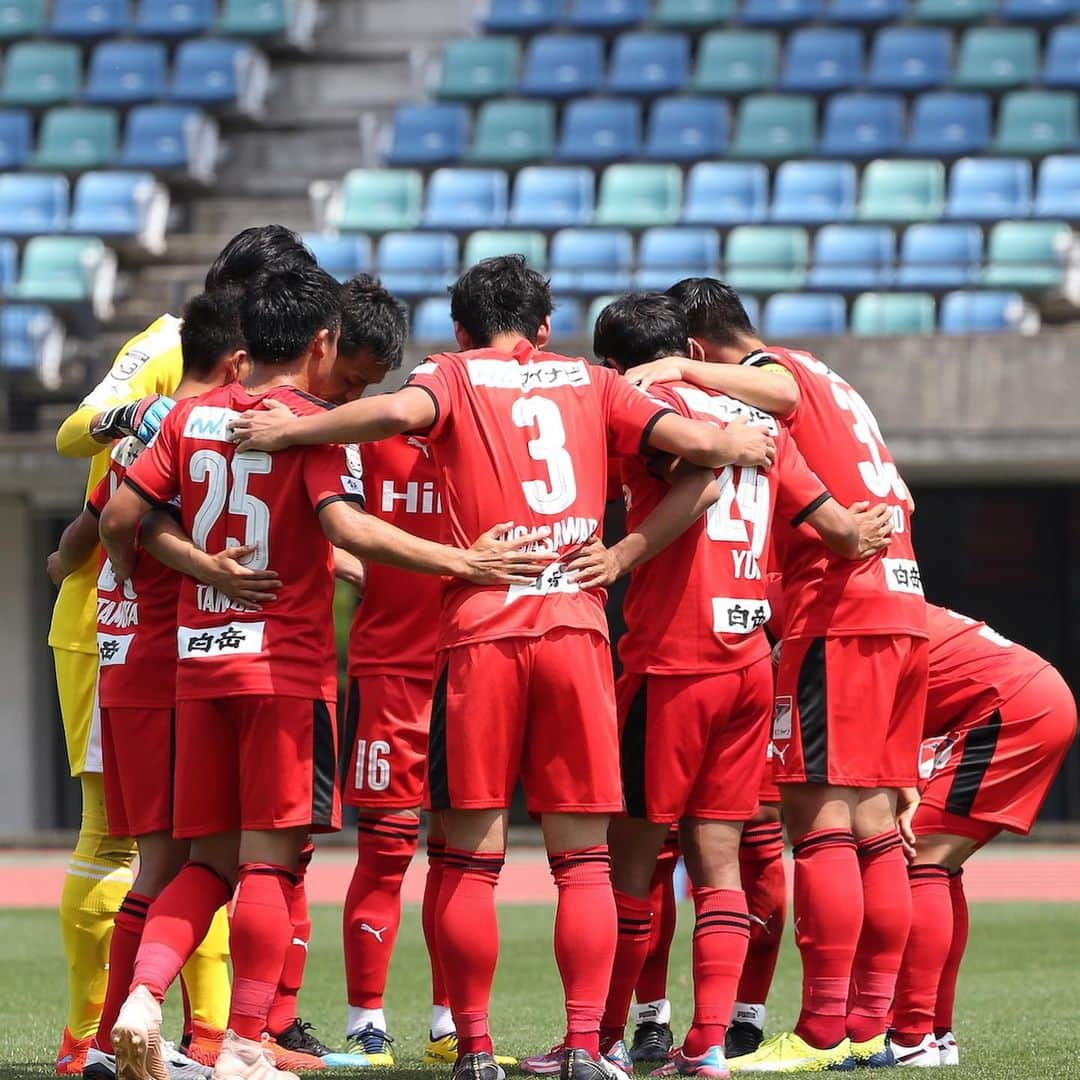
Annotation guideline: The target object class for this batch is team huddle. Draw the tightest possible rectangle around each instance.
[47,226,1077,1080]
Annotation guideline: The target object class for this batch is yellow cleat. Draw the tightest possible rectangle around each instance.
[849,1033,895,1068]
[729,1032,855,1073]
[424,1034,517,1068]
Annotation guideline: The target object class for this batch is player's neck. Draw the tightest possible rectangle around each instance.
[484,332,537,355]
[243,358,313,396]
[173,376,224,401]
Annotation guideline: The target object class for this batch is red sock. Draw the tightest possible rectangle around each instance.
[683,888,751,1057]
[847,832,912,1043]
[344,815,419,1009]
[132,863,232,1001]
[792,829,863,1050]
[423,840,449,1009]
[267,843,315,1036]
[891,865,952,1043]
[736,822,787,1009]
[600,891,653,1049]
[635,834,678,1005]
[934,871,968,1038]
[228,864,295,1040]
[550,847,617,1058]
[96,892,151,1052]
[437,849,504,1055]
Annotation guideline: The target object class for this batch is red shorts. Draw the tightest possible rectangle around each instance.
[617,657,773,823]
[915,665,1077,838]
[343,675,431,810]
[101,706,174,837]
[428,628,621,815]
[758,759,781,808]
[174,695,341,838]
[773,634,929,788]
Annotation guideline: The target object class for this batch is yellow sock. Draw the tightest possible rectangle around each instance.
[181,905,231,1032]
[60,773,137,1039]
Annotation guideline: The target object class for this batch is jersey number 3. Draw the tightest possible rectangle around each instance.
[189,449,273,569]
[512,397,577,516]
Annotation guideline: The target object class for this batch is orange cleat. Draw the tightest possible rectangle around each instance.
[55,1028,93,1076]
[185,1021,227,1068]
[264,1038,325,1073]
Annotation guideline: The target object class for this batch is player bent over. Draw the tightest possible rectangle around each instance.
[100,266,555,1080]
[230,257,778,1080]
[890,605,1076,1067]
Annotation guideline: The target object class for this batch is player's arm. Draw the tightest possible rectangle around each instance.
[647,412,776,471]
[48,508,101,585]
[334,547,367,593]
[626,357,799,417]
[98,483,153,582]
[797,497,894,560]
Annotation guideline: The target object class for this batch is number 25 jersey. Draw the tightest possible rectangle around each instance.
[126,383,367,701]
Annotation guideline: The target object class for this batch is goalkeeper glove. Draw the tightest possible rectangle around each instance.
[91,394,176,445]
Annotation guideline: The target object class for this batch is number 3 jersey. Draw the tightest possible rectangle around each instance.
[619,381,829,676]
[406,340,673,651]
[126,383,367,701]
[752,346,928,640]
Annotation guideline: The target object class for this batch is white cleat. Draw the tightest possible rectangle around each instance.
[210,1031,298,1080]
[891,1034,940,1068]
[937,1032,958,1067]
[112,986,168,1080]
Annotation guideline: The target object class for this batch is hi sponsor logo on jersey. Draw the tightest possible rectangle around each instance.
[381,479,442,515]
[178,620,265,659]
[184,406,241,443]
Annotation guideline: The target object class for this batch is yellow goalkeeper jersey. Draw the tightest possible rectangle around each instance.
[48,314,184,654]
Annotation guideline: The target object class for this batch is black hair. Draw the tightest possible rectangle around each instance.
[339,274,408,371]
[180,287,244,378]
[204,225,316,291]
[449,255,552,346]
[593,293,689,370]
[666,277,756,348]
[240,266,342,366]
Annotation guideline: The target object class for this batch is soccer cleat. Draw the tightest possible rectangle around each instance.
[523,1045,630,1077]
[600,1041,633,1075]
[210,1031,298,1080]
[936,1032,958,1067]
[343,1025,394,1067]
[262,1038,324,1073]
[112,985,169,1080]
[889,1035,939,1068]
[58,1028,94,1076]
[560,1047,629,1080]
[182,1024,226,1068]
[849,1034,894,1069]
[84,1046,210,1080]
[728,1032,855,1073]
[650,1046,731,1079]
[725,1024,764,1061]
[84,1047,118,1080]
[451,1051,506,1080]
[631,1022,676,1064]
[424,1033,517,1067]
[271,1020,369,1068]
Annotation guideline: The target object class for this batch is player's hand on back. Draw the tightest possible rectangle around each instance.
[202,544,283,611]
[563,536,622,590]
[622,356,685,391]
[726,415,776,470]
[896,786,920,861]
[849,501,893,559]
[461,522,555,585]
[230,398,298,453]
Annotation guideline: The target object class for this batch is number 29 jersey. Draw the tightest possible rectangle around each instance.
[757,346,927,641]
[406,341,672,651]
[126,383,367,701]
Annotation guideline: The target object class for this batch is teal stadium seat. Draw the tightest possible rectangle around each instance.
[693,31,778,95]
[594,163,683,227]
[0,0,46,39]
[14,235,108,302]
[219,0,290,36]
[468,100,555,164]
[463,229,547,268]
[338,169,423,232]
[1,43,82,106]
[953,28,1039,90]
[436,38,520,100]
[33,106,119,169]
[654,0,736,27]
[982,220,1073,289]
[725,225,809,292]
[851,293,937,335]
[858,159,946,221]
[994,92,1078,155]
[730,95,817,160]
[913,0,997,21]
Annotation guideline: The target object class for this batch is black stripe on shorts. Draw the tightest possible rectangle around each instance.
[945,709,1003,817]
[428,662,451,811]
[797,637,829,784]
[311,700,337,828]
[621,678,648,819]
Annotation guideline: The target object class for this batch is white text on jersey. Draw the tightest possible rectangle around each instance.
[381,479,442,515]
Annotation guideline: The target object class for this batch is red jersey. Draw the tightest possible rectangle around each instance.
[406,341,672,650]
[619,382,829,676]
[347,434,444,679]
[924,603,1050,736]
[126,383,366,701]
[88,437,181,709]
[757,346,927,639]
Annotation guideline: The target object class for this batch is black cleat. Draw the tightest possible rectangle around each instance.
[631,1021,674,1064]
[272,1018,333,1058]
[724,1021,764,1059]
[559,1047,625,1080]
[452,1051,506,1080]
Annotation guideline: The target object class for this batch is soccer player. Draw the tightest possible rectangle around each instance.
[630,279,928,1072]
[47,226,318,1073]
[890,604,1076,1067]
[100,265,555,1080]
[580,294,891,1080]
[229,256,777,1080]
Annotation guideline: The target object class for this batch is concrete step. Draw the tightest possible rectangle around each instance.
[188,195,313,236]
[318,0,475,50]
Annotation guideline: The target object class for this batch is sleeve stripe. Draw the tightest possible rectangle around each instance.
[638,407,676,458]
[791,491,832,527]
[85,502,101,518]
[122,476,169,509]
[404,383,440,435]
[315,493,366,515]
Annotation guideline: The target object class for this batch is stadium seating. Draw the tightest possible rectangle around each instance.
[1043,27,1080,89]
[385,104,470,167]
[808,224,895,289]
[780,28,863,93]
[1,42,82,106]
[896,222,984,287]
[594,163,682,227]
[68,170,169,254]
[730,94,816,160]
[994,91,1078,155]
[858,159,946,221]
[520,35,604,99]
[118,104,219,182]
[1034,156,1080,218]
[0,108,32,168]
[771,160,856,224]
[510,165,595,227]
[682,161,768,225]
[743,0,825,27]
[83,40,168,105]
[50,0,132,38]
[0,303,66,384]
[549,297,584,335]
[376,231,459,296]
[566,0,648,32]
[338,169,423,232]
[939,289,1032,332]
[828,0,906,24]
[134,0,215,38]
[412,297,454,342]
[0,172,69,235]
[954,27,1039,89]
[850,292,937,335]
[302,233,372,282]
[692,31,778,95]
[654,0,736,28]
[906,92,991,157]
[169,39,269,115]
[819,93,904,158]
[33,106,119,169]
[556,98,642,162]
[468,100,555,164]
[607,33,690,96]
[1001,0,1077,21]
[982,220,1071,289]
[763,292,845,337]
[422,168,508,228]
[633,226,721,290]
[0,236,16,292]
[436,38,519,100]
[219,0,318,48]
[867,28,950,91]
[643,96,729,161]
[549,228,633,293]
[946,157,1032,221]
[482,0,562,33]
[0,0,47,40]
[13,234,117,320]
[463,229,547,268]
[725,225,808,292]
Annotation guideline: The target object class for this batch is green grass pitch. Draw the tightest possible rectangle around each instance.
[0,903,1077,1079]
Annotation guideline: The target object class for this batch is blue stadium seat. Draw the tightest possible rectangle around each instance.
[520,35,604,99]
[607,33,690,96]
[780,29,863,93]
[83,41,167,106]
[771,160,856,223]
[0,237,16,291]
[134,0,215,37]
[0,304,63,373]
[633,226,721,290]
[51,0,132,38]
[907,92,991,157]
[549,228,633,293]
[0,173,69,235]
[1044,27,1080,89]
[384,104,469,167]
[682,161,768,225]
[510,165,595,226]
[566,0,648,30]
[939,290,1029,333]
[118,105,213,175]
[743,0,825,26]
[896,222,983,287]
[946,158,1032,221]
[422,168,508,228]
[303,233,373,282]
[169,39,259,107]
[550,297,584,336]
[1001,0,1078,21]
[68,170,159,239]
[0,109,32,169]
[0,1,47,40]
[643,96,728,161]
[808,224,895,289]
[867,27,950,91]
[763,293,846,337]
[483,0,562,32]
[556,98,642,162]
[377,232,459,297]
[1034,155,1080,218]
[827,0,907,23]
[819,93,904,158]
[412,297,454,343]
